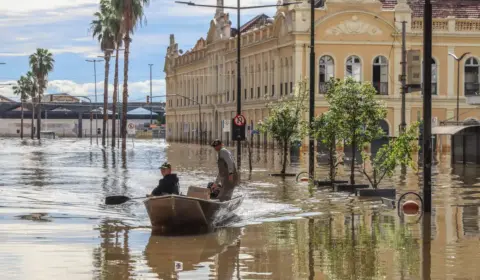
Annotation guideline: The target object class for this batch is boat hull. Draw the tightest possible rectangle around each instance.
[144,194,244,235]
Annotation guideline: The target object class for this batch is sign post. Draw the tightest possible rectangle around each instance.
[127,122,135,147]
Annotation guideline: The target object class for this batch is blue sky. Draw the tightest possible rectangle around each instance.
[0,0,276,102]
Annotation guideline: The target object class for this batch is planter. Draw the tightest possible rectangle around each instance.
[315,180,348,187]
[355,188,396,198]
[269,173,297,177]
[333,184,369,193]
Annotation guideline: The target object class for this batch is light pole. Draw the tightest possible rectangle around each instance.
[308,0,315,181]
[423,0,432,214]
[175,0,300,169]
[149,64,154,124]
[78,96,93,145]
[448,52,470,124]
[86,59,103,145]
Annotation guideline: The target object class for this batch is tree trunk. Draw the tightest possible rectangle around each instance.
[102,53,111,147]
[329,140,335,182]
[31,101,35,140]
[20,101,24,139]
[350,135,356,185]
[281,140,288,174]
[36,101,41,139]
[121,35,131,151]
[112,46,120,147]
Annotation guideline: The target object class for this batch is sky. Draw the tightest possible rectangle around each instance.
[0,0,277,102]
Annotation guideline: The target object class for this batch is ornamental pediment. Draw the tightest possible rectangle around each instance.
[325,16,383,36]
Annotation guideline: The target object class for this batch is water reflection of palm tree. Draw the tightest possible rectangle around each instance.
[144,227,242,279]
[93,219,133,280]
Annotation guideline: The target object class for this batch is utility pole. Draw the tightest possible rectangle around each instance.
[423,0,432,213]
[400,21,407,134]
[149,64,154,124]
[308,0,315,181]
[86,59,103,145]
[448,52,470,125]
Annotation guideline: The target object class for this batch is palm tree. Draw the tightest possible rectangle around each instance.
[112,0,150,150]
[91,0,119,146]
[12,72,38,139]
[29,48,54,140]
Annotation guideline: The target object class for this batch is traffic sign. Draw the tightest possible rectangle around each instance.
[233,114,246,126]
[127,122,136,135]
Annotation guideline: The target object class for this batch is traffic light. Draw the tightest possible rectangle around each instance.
[146,96,150,104]
[231,118,246,141]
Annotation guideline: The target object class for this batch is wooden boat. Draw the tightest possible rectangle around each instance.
[144,227,242,278]
[144,187,244,235]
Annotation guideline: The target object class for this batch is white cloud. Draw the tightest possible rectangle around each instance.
[0,0,97,12]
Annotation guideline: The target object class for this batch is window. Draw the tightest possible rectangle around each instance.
[421,59,438,95]
[265,85,268,95]
[251,88,253,99]
[290,82,293,94]
[372,56,388,95]
[244,89,247,99]
[346,55,361,81]
[280,83,283,96]
[319,55,335,93]
[272,85,275,96]
[284,83,288,95]
[227,91,230,102]
[257,87,260,98]
[233,90,235,101]
[465,57,480,96]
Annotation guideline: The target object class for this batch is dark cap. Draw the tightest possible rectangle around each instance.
[159,162,171,169]
[210,139,222,147]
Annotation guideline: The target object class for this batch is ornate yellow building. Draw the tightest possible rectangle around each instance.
[164,0,480,148]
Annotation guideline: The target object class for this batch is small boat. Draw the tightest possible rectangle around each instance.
[144,187,244,235]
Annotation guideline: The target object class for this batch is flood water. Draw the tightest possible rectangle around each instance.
[1,138,480,280]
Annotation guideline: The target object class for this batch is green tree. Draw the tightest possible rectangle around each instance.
[29,48,54,140]
[112,0,151,150]
[12,72,37,139]
[361,122,419,189]
[311,111,344,184]
[326,77,387,185]
[91,0,119,146]
[259,79,308,174]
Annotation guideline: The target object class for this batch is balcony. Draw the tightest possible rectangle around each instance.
[373,82,388,95]
[465,82,480,96]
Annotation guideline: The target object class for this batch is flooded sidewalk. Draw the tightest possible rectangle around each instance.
[0,138,479,279]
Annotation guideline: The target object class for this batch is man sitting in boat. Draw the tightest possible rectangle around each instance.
[210,139,238,201]
[148,162,180,197]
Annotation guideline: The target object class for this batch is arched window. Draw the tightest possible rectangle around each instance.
[464,57,480,96]
[346,55,361,81]
[372,56,388,95]
[421,58,438,95]
[319,55,334,94]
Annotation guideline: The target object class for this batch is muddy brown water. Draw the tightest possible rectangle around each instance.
[0,138,479,279]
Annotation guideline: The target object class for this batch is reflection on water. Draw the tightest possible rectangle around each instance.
[0,138,480,279]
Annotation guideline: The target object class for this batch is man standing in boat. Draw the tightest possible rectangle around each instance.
[148,162,180,197]
[210,139,239,201]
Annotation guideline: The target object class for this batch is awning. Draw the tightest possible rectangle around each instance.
[432,125,479,135]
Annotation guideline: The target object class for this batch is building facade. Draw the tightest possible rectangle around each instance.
[164,0,480,149]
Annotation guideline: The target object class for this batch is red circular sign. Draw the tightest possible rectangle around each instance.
[233,114,246,126]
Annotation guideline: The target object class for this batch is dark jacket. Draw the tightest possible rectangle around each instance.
[151,174,180,196]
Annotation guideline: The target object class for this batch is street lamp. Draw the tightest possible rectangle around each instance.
[78,96,93,144]
[149,64,154,124]
[175,0,300,169]
[448,52,470,124]
[86,59,103,145]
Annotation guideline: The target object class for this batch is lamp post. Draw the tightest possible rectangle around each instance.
[423,0,432,214]
[308,0,315,181]
[78,96,93,145]
[175,0,300,169]
[86,59,103,145]
[149,64,154,124]
[448,52,470,124]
